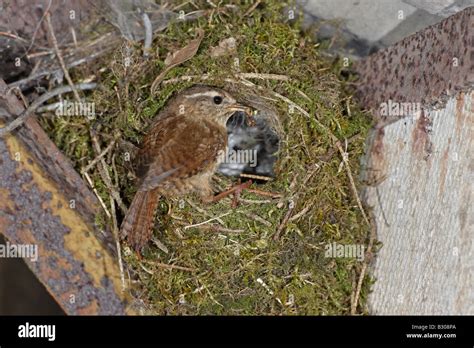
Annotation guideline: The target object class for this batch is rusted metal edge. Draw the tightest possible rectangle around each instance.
[354,6,473,122]
[355,7,473,184]
[0,80,133,315]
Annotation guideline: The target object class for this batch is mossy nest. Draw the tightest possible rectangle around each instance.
[39,1,374,315]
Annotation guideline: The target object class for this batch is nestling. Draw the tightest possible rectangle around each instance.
[121,85,253,252]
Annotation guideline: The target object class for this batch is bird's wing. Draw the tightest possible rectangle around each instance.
[135,115,227,192]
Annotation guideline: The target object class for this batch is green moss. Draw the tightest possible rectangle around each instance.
[39,0,374,315]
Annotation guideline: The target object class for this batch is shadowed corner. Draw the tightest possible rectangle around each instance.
[0,236,64,315]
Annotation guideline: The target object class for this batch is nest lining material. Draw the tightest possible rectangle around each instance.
[38,2,373,315]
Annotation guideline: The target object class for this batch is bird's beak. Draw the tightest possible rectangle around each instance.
[226,103,251,113]
[226,103,256,126]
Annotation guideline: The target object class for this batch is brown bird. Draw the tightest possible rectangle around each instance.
[121,85,253,252]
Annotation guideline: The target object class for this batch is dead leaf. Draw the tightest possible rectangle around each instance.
[151,28,205,94]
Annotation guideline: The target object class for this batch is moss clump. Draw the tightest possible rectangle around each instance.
[39,1,374,315]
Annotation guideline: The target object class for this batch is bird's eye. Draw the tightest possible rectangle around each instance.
[213,95,223,105]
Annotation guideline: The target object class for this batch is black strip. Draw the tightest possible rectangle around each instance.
[0,315,472,345]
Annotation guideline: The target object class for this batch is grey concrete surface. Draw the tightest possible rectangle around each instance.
[300,0,474,56]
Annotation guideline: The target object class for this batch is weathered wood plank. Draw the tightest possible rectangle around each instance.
[362,91,473,314]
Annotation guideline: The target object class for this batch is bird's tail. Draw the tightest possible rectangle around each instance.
[121,188,160,252]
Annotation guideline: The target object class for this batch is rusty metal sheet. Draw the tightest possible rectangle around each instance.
[354,6,473,120]
[0,80,131,314]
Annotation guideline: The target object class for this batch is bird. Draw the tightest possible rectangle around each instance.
[121,85,253,252]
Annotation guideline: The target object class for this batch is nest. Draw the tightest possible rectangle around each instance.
[39,2,373,315]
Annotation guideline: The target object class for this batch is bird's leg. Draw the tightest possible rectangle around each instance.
[237,174,282,198]
[202,179,282,206]
[202,180,253,204]
[231,179,243,208]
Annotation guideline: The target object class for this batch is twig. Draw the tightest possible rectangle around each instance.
[0,31,28,43]
[273,204,294,240]
[244,0,261,17]
[24,0,52,55]
[239,198,272,204]
[111,154,121,195]
[143,260,196,272]
[90,129,128,214]
[239,173,273,181]
[351,223,376,315]
[336,141,370,226]
[271,90,311,119]
[26,51,53,59]
[319,133,360,162]
[240,211,272,227]
[9,49,109,90]
[350,272,357,310]
[11,87,28,109]
[162,75,207,84]
[151,237,169,254]
[272,172,299,241]
[36,101,64,113]
[0,83,97,137]
[239,73,288,81]
[162,73,289,84]
[194,224,244,233]
[83,172,111,218]
[184,212,231,230]
[185,199,225,225]
[246,188,282,198]
[46,13,81,103]
[70,27,78,48]
[296,89,312,102]
[110,195,126,292]
[138,263,153,275]
[81,136,118,174]
[288,204,312,222]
